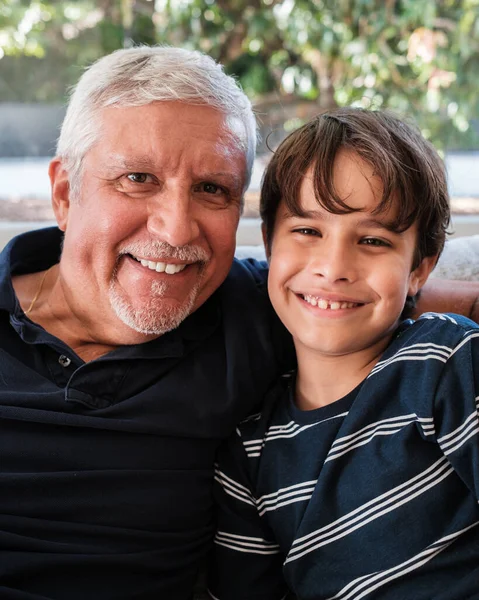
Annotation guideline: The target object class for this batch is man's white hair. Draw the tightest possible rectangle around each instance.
[56,45,257,199]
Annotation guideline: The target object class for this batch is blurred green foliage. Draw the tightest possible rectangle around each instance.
[0,0,478,150]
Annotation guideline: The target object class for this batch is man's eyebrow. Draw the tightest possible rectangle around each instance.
[102,158,243,186]
[199,171,243,185]
[203,171,239,179]
[104,155,155,170]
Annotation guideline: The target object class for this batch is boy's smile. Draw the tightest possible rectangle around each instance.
[267,149,436,368]
[302,294,362,310]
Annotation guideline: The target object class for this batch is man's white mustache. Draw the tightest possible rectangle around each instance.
[120,241,210,263]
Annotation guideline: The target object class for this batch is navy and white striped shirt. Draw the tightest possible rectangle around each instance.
[210,313,479,600]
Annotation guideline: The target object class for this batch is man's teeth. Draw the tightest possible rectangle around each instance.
[137,258,187,274]
[303,295,358,310]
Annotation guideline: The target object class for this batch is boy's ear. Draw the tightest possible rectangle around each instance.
[49,158,71,232]
[408,255,437,297]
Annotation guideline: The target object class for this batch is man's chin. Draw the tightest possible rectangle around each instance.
[109,291,197,338]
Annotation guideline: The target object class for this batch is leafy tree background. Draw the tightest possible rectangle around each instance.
[0,0,478,152]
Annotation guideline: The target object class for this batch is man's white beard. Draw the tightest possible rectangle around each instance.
[109,239,209,335]
[108,278,201,336]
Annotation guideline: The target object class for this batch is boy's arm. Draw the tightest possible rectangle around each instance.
[433,318,479,499]
[414,279,479,322]
[208,435,288,600]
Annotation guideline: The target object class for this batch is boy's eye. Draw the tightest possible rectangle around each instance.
[361,237,391,247]
[293,227,320,236]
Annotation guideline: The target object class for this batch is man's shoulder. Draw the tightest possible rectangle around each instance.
[216,257,270,313]
[236,375,292,442]
[212,258,295,398]
[224,256,269,288]
[1,227,63,275]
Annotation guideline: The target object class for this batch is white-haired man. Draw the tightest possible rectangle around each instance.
[0,46,477,599]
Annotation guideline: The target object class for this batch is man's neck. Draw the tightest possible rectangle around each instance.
[12,265,158,362]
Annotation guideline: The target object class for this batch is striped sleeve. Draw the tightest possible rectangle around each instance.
[208,431,288,600]
[433,322,479,500]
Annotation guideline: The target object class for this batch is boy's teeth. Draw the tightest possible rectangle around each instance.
[137,258,186,274]
[304,295,357,310]
[318,299,327,309]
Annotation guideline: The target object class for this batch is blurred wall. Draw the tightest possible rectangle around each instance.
[0,103,65,157]
[0,103,478,198]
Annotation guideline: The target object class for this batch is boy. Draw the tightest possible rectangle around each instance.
[208,108,479,600]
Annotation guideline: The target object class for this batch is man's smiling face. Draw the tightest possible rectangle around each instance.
[51,101,247,344]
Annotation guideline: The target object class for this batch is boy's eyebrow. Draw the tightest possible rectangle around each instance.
[284,208,323,220]
[359,217,400,232]
[286,209,400,232]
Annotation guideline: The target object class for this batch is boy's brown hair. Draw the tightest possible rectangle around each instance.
[260,108,450,270]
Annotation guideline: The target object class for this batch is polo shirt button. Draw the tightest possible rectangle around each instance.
[58,355,71,367]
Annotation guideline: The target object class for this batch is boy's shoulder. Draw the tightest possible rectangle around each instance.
[376,312,479,375]
[416,311,478,329]
[396,312,478,346]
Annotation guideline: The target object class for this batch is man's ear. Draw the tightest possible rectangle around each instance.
[261,223,271,261]
[408,255,437,297]
[49,158,71,232]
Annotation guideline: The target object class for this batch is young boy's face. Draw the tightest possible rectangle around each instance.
[266,149,435,363]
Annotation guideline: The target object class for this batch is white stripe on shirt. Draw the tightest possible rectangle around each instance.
[285,457,453,563]
[215,530,281,555]
[327,521,479,600]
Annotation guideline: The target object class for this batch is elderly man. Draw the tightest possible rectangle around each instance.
[0,46,477,599]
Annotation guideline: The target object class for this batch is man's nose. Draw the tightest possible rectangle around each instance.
[146,190,200,247]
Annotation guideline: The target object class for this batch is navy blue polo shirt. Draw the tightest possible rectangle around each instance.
[0,227,292,600]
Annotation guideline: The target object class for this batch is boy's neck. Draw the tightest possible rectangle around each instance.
[294,337,392,411]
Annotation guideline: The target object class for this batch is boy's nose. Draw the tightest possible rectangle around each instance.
[312,244,356,283]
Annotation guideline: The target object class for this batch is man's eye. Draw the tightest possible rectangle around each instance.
[361,237,390,247]
[127,173,150,183]
[199,183,222,194]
